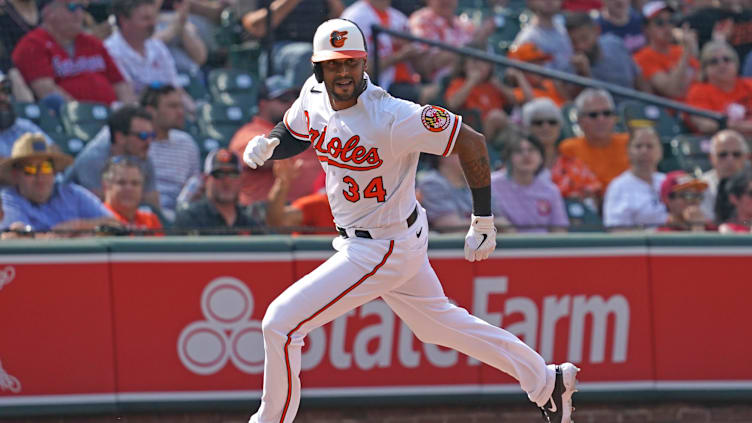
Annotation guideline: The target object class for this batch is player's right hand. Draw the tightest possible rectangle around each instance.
[243,135,280,169]
[464,215,497,262]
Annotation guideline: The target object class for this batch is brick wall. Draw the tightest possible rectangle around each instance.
[5,402,752,423]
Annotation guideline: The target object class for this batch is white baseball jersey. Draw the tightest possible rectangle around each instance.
[284,74,461,229]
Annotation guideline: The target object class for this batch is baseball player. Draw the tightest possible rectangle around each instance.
[243,19,579,423]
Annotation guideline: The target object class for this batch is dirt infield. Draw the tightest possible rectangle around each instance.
[4,402,752,423]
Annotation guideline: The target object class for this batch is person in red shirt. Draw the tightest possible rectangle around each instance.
[632,1,700,100]
[11,0,135,108]
[229,75,323,206]
[686,40,752,137]
[101,156,163,233]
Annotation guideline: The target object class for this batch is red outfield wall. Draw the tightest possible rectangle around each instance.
[0,235,750,415]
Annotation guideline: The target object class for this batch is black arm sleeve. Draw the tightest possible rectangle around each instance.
[268,121,310,160]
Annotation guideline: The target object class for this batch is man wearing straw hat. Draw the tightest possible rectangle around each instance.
[0,133,118,235]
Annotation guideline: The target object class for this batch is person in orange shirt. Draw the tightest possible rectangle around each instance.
[444,46,516,146]
[101,156,163,233]
[505,43,568,107]
[558,88,630,188]
[632,1,700,100]
[686,40,752,137]
[229,75,323,206]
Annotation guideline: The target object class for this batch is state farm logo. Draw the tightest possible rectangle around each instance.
[0,266,15,291]
[177,277,264,375]
[0,358,21,393]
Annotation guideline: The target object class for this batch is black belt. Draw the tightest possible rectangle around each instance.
[338,205,419,239]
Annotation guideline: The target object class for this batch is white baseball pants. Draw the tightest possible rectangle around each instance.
[249,210,554,423]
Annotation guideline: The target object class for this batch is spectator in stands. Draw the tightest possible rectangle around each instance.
[229,75,322,206]
[154,0,222,59]
[522,98,602,205]
[559,89,630,187]
[65,105,161,210]
[174,148,265,233]
[682,0,752,68]
[511,0,573,72]
[342,0,440,104]
[242,0,344,86]
[153,0,208,76]
[416,154,473,233]
[491,131,569,232]
[686,41,752,137]
[101,155,162,232]
[444,49,514,147]
[265,158,336,234]
[505,43,567,106]
[658,170,712,231]
[0,133,118,235]
[565,12,650,96]
[106,0,196,112]
[408,0,480,82]
[720,168,752,233]
[700,129,751,223]
[0,72,55,157]
[633,1,700,100]
[0,0,39,102]
[12,0,135,109]
[603,126,667,229]
[597,0,646,53]
[140,83,200,221]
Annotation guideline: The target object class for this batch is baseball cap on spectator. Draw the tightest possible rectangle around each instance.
[642,1,674,20]
[660,170,708,204]
[259,75,298,101]
[204,148,241,175]
[507,43,552,63]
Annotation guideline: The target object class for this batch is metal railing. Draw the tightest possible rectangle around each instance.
[371,25,725,123]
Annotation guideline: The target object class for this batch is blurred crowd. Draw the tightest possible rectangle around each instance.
[1,0,752,238]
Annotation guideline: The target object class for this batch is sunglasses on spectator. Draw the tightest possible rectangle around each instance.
[670,191,703,200]
[19,161,54,176]
[210,170,240,179]
[583,109,613,119]
[706,56,733,66]
[127,131,156,141]
[651,18,672,27]
[531,118,559,127]
[66,2,85,12]
[717,150,744,159]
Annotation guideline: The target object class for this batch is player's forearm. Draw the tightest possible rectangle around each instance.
[452,123,492,216]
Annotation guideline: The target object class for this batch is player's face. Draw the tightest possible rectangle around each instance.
[320,58,367,109]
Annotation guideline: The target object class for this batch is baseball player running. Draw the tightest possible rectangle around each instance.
[243,19,579,423]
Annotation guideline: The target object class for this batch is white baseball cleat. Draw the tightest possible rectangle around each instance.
[539,362,580,423]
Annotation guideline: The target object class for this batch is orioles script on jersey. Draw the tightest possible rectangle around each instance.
[310,126,384,171]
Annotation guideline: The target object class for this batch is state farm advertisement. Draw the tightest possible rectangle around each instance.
[1,250,751,408]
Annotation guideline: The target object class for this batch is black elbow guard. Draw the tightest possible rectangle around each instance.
[268,121,310,160]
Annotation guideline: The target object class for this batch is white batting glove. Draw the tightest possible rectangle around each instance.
[243,135,280,169]
[464,215,497,262]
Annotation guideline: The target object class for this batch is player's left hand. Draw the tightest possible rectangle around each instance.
[464,215,497,262]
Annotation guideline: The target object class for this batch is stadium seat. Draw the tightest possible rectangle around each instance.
[12,101,64,136]
[176,71,208,103]
[619,100,682,140]
[559,102,580,139]
[50,133,87,156]
[564,199,603,232]
[489,10,522,54]
[208,68,259,108]
[195,102,253,156]
[60,101,110,142]
[670,134,712,175]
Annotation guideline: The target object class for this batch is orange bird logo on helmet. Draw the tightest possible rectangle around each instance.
[330,31,348,48]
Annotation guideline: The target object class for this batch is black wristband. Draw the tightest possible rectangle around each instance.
[269,121,310,160]
[471,185,492,216]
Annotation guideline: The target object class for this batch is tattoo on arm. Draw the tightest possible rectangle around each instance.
[460,154,491,188]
